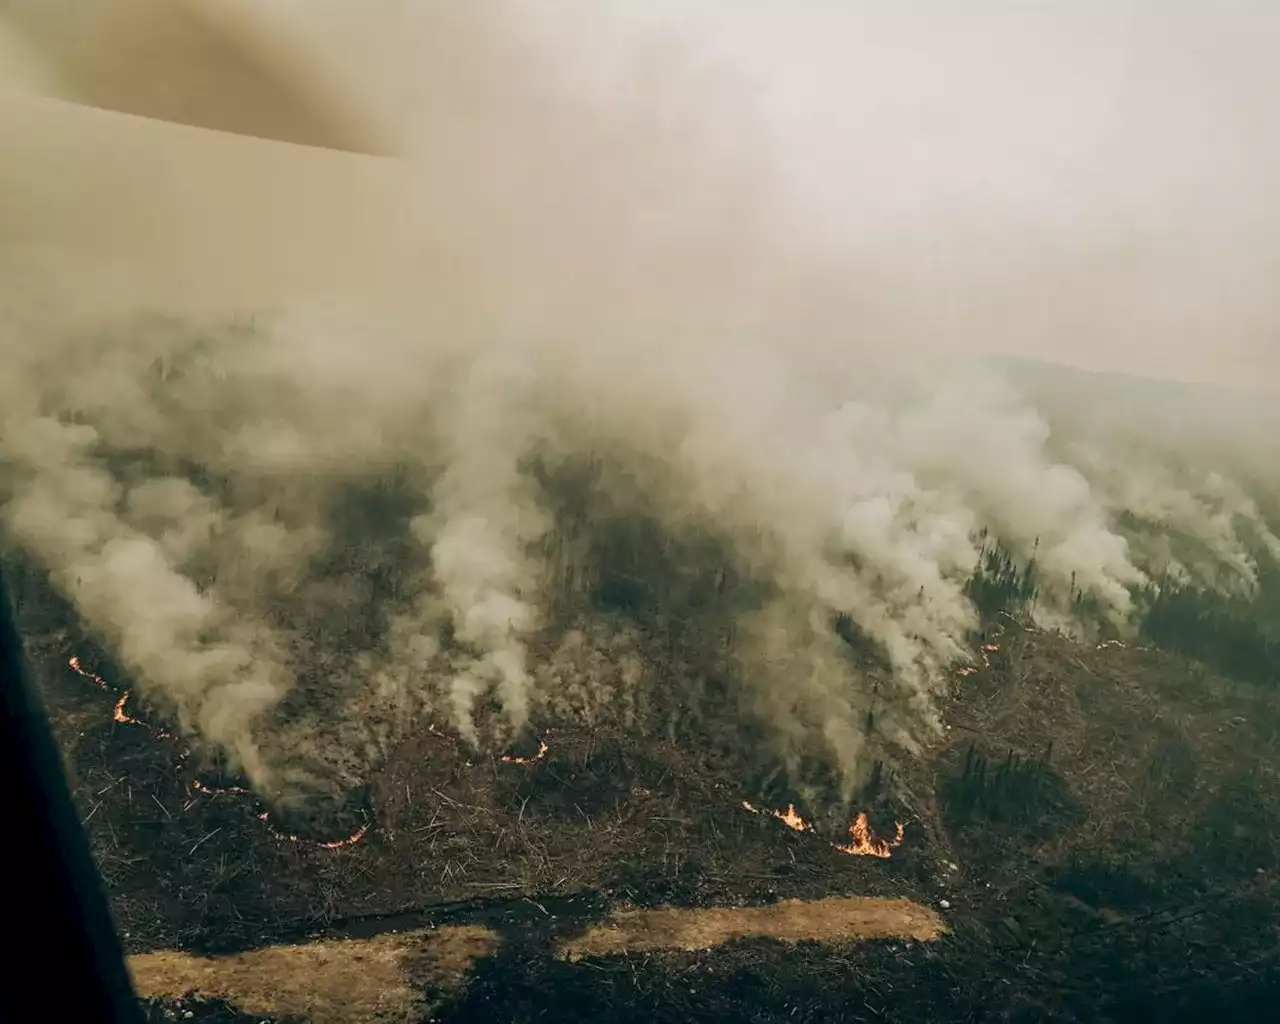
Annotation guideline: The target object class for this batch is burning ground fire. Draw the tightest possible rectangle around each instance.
[740,801,905,859]
[1095,639,1151,652]
[69,656,370,851]
[954,630,1144,682]
[70,657,149,728]
[67,629,1013,860]
[955,640,1001,679]
[253,811,371,850]
[74,650,915,859]
[500,740,550,765]
[425,722,552,768]
[69,655,552,850]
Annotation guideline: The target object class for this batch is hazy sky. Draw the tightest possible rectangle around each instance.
[615,3,1280,226]
[2,1,1278,389]
[606,2,1280,390]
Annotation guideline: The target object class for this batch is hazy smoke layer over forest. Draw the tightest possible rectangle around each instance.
[1,3,1277,809]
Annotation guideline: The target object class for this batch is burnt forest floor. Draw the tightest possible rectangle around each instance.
[20,603,1280,1022]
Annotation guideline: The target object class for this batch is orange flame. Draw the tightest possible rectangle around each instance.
[834,813,905,858]
[191,779,250,797]
[109,685,176,738]
[742,800,905,857]
[742,800,810,832]
[72,658,175,738]
[72,654,367,850]
[776,804,811,832]
[69,656,108,690]
[316,823,371,850]
[113,691,137,725]
[500,739,550,765]
[254,812,370,850]
[954,639,1003,680]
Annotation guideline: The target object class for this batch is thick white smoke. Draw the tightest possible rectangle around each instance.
[1,3,1276,805]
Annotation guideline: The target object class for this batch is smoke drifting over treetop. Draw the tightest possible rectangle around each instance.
[1,3,1276,807]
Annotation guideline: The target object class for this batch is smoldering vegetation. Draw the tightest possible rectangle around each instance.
[2,310,1277,816]
[2,3,1278,818]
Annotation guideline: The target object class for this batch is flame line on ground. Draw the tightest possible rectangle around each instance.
[740,801,906,859]
[69,655,370,850]
[69,654,553,849]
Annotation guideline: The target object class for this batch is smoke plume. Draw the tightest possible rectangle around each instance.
[1,2,1276,808]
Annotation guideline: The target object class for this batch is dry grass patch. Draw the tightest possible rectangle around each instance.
[559,896,945,961]
[129,924,499,1023]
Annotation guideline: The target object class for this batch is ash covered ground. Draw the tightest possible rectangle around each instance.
[16,549,1280,1021]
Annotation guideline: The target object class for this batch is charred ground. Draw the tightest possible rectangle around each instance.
[13,563,1280,1021]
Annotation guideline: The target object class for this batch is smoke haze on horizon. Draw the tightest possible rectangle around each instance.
[3,0,1278,389]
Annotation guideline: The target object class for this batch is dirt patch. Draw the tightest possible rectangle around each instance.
[559,896,944,960]
[416,924,503,984]
[129,924,499,1023]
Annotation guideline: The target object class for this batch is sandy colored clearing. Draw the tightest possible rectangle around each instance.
[129,923,499,1024]
[129,898,942,1014]
[559,896,945,961]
